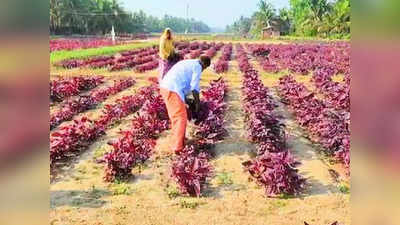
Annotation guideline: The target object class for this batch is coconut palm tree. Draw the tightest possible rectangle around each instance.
[249,0,277,37]
[254,0,276,28]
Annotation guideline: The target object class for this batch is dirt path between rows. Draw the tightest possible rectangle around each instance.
[271,89,340,195]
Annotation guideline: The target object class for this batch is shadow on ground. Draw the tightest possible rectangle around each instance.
[50,189,110,208]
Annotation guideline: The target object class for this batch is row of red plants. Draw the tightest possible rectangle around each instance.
[50,38,125,52]
[186,49,204,59]
[171,78,228,197]
[56,42,225,74]
[175,41,224,51]
[176,42,223,60]
[246,42,350,76]
[204,46,217,59]
[134,60,159,73]
[50,76,104,102]
[50,85,157,166]
[109,55,154,72]
[101,87,170,182]
[133,42,223,72]
[111,48,160,72]
[213,43,233,73]
[56,46,158,69]
[311,68,350,112]
[278,75,350,172]
[236,44,306,197]
[182,42,215,59]
[50,78,135,130]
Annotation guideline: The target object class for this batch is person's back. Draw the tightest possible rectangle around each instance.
[160,59,202,102]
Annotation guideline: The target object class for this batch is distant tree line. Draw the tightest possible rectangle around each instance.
[226,0,350,39]
[50,0,210,35]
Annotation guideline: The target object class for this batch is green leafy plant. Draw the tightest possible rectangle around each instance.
[165,186,180,199]
[215,172,234,186]
[338,183,350,194]
[110,182,132,196]
[179,200,203,209]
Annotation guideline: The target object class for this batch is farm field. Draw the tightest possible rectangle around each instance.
[49,39,350,225]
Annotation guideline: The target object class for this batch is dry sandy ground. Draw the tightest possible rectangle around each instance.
[50,51,350,225]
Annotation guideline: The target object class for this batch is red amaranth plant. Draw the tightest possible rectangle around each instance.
[243,151,306,197]
[312,68,350,111]
[134,59,159,73]
[102,91,170,182]
[55,46,159,70]
[214,60,229,73]
[50,85,156,165]
[213,43,232,74]
[278,75,350,171]
[171,145,213,197]
[204,47,217,58]
[50,38,125,52]
[110,55,155,71]
[237,45,305,196]
[50,76,104,102]
[246,42,349,76]
[188,50,202,59]
[50,78,135,130]
[103,131,156,182]
[50,117,105,162]
[171,78,227,196]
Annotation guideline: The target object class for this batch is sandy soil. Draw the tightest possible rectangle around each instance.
[50,49,350,225]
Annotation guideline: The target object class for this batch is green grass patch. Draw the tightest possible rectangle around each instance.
[93,146,111,160]
[338,183,350,194]
[165,185,181,199]
[275,35,350,42]
[278,193,295,199]
[76,164,87,175]
[215,172,234,186]
[50,41,157,63]
[268,200,288,211]
[110,182,132,196]
[179,199,206,209]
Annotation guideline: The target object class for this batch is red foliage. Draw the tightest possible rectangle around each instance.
[134,59,159,73]
[50,76,104,102]
[213,43,232,73]
[171,78,227,196]
[278,75,350,171]
[171,145,213,196]
[246,42,350,75]
[102,90,170,182]
[50,78,135,130]
[50,38,125,52]
[55,46,159,70]
[237,44,305,196]
[50,85,157,166]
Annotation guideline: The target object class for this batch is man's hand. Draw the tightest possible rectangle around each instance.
[195,101,200,113]
[192,90,200,113]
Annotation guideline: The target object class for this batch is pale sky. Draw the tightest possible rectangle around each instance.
[119,0,290,28]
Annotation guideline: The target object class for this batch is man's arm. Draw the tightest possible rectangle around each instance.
[192,90,200,112]
[190,64,202,112]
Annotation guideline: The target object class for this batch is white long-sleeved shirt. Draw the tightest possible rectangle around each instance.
[159,59,202,102]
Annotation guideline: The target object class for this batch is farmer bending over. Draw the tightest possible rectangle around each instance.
[159,56,211,154]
